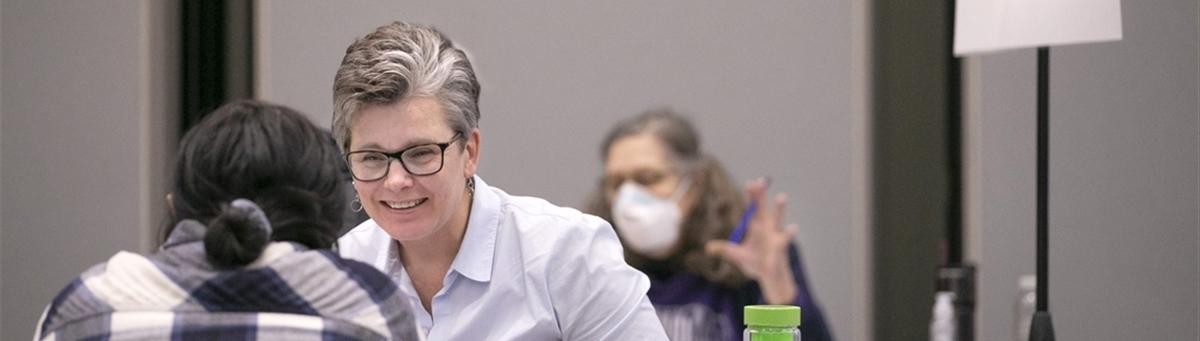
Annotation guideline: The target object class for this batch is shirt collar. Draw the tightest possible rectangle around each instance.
[162,219,207,249]
[447,175,500,282]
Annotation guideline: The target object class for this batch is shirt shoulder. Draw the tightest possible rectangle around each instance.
[487,189,665,340]
[269,249,419,340]
[499,190,612,240]
[336,219,391,271]
[492,189,618,261]
[489,187,633,281]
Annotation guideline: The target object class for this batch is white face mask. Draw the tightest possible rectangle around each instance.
[611,177,691,257]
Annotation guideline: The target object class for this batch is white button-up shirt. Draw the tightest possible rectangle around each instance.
[338,176,668,340]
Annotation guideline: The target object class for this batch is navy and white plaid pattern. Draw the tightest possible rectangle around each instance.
[35,220,419,340]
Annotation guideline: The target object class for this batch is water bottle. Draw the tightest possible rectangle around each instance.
[930,291,956,341]
[1013,275,1037,341]
[743,305,801,341]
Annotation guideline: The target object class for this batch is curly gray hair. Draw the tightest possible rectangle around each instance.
[331,22,481,151]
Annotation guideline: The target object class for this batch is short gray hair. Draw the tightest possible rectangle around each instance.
[332,22,481,151]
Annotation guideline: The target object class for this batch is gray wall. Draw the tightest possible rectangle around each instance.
[965,1,1199,340]
[0,1,178,340]
[0,1,5,337]
[258,1,867,339]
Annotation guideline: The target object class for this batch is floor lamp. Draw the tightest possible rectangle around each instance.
[952,1,1122,340]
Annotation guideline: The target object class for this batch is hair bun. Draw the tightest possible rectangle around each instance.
[204,200,272,268]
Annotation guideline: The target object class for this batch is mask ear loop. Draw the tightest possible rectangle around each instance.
[669,175,693,202]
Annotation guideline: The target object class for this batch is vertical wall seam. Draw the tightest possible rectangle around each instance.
[254,0,271,100]
[137,0,153,253]
[964,57,985,264]
[850,0,873,339]
[0,1,6,335]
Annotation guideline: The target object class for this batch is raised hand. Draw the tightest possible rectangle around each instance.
[704,177,798,304]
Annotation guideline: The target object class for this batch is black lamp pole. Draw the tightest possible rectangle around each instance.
[943,1,976,340]
[1029,47,1056,341]
[946,0,964,267]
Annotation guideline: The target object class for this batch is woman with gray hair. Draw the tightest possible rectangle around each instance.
[332,21,667,340]
[586,108,832,341]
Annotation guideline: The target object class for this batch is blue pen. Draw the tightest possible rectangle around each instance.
[729,178,770,244]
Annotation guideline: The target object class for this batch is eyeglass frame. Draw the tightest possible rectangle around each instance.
[344,132,464,181]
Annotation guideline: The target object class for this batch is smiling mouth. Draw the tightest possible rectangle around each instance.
[384,198,427,210]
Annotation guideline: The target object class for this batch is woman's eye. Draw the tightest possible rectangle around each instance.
[606,177,623,190]
[352,153,386,163]
[633,172,664,186]
[406,147,436,159]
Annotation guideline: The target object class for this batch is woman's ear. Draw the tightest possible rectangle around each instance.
[166,193,177,220]
[691,168,706,187]
[463,128,482,178]
[678,168,705,216]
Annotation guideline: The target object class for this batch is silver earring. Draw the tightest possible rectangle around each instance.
[466,177,475,195]
[351,195,364,212]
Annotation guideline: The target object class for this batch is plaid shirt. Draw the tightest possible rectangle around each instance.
[35,219,419,340]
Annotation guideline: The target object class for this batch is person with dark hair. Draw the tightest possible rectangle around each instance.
[34,100,419,340]
[586,108,833,341]
[332,22,667,340]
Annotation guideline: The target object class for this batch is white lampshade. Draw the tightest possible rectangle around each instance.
[954,0,1123,55]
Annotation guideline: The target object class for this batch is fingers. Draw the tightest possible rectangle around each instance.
[783,223,800,240]
[706,240,749,263]
[753,192,788,235]
[742,178,801,244]
[744,177,769,203]
[768,192,788,228]
[705,240,731,257]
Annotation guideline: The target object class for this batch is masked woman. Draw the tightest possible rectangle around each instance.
[586,108,833,341]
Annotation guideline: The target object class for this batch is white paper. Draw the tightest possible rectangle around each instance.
[954,0,1123,55]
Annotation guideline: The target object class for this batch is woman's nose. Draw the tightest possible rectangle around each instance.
[382,159,414,189]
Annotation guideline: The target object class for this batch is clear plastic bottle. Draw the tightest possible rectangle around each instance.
[930,291,956,341]
[743,305,801,341]
[1013,275,1037,341]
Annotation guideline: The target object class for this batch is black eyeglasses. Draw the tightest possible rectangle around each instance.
[344,132,463,181]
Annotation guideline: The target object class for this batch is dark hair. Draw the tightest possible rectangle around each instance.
[165,100,346,268]
[585,108,749,288]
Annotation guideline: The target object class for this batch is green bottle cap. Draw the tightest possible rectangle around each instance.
[744,305,801,327]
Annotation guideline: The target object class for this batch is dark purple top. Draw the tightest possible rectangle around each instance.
[644,244,832,341]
